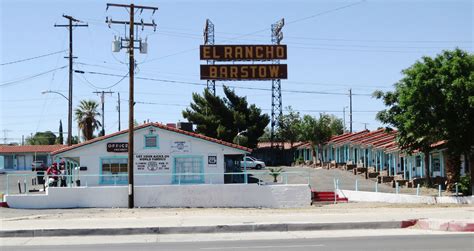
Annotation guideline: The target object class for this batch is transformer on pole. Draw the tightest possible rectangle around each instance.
[203,19,216,95]
[270,18,284,149]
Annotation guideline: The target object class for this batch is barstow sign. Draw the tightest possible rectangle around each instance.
[200,44,287,81]
[200,64,287,80]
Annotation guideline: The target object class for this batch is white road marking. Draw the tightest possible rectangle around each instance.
[200,244,325,250]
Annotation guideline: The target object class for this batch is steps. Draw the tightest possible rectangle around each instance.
[311,190,348,203]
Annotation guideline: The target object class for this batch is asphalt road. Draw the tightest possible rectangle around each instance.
[3,234,473,251]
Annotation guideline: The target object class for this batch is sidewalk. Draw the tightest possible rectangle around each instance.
[1,203,473,237]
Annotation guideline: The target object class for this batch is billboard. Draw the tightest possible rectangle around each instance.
[200,45,287,61]
[200,64,287,80]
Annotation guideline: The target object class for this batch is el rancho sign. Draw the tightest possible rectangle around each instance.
[200,45,287,61]
[199,44,287,81]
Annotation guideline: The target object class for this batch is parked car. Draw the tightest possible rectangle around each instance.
[240,156,265,169]
[32,161,47,171]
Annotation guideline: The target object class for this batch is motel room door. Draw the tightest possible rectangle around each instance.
[17,155,26,170]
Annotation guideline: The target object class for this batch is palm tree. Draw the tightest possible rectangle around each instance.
[75,100,101,141]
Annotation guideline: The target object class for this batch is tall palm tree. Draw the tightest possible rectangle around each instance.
[75,100,101,141]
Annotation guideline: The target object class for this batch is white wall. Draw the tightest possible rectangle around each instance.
[336,189,474,204]
[6,184,311,209]
[54,126,246,186]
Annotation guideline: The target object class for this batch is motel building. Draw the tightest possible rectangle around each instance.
[5,123,310,209]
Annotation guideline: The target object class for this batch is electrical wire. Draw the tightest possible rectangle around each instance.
[0,66,67,87]
[0,50,67,66]
[77,69,373,96]
[141,1,366,64]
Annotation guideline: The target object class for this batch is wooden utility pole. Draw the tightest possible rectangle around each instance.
[106,3,157,209]
[55,15,88,146]
[93,91,114,136]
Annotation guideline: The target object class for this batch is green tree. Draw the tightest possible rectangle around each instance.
[258,127,271,142]
[276,106,302,149]
[56,120,64,145]
[75,100,101,141]
[183,86,269,148]
[374,49,474,189]
[26,131,57,145]
[299,114,341,162]
[328,114,344,135]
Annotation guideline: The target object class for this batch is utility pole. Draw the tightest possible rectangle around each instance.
[93,91,114,136]
[343,106,346,133]
[55,15,88,146]
[106,3,158,209]
[349,88,353,133]
[117,92,121,131]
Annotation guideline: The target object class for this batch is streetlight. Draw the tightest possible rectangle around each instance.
[42,90,72,146]
[236,129,248,145]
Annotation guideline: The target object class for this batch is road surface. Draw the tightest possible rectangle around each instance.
[3,234,473,251]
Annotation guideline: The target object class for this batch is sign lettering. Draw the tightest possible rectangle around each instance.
[107,142,128,152]
[200,45,287,61]
[200,64,287,80]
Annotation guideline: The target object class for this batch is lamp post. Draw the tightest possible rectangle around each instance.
[42,90,71,146]
[236,129,248,145]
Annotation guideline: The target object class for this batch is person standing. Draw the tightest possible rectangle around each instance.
[46,163,59,187]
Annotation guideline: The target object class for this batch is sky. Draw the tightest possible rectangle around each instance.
[0,0,472,144]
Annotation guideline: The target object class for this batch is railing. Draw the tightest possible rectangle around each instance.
[2,170,311,196]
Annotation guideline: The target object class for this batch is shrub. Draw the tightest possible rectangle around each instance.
[458,175,471,196]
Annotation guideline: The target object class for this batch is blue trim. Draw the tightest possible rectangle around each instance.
[144,133,159,149]
[99,156,128,185]
[172,155,204,184]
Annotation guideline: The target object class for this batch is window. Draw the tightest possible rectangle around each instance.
[415,156,422,167]
[173,156,204,184]
[144,135,159,148]
[101,157,128,184]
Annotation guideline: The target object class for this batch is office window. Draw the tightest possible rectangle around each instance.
[173,156,204,184]
[101,158,128,184]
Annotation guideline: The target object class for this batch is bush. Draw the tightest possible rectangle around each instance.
[458,175,471,196]
[294,157,304,165]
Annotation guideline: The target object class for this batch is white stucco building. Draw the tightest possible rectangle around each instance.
[51,122,251,186]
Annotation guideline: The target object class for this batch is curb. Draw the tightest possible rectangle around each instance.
[0,221,409,238]
[414,219,474,232]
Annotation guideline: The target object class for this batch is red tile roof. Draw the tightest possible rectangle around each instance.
[52,122,252,155]
[0,145,67,154]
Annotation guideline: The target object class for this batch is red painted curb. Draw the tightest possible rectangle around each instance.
[400,219,418,228]
[0,201,9,208]
[447,222,474,232]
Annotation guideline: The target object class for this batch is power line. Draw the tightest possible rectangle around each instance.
[0,66,67,87]
[0,50,67,66]
[77,69,373,96]
[142,1,366,64]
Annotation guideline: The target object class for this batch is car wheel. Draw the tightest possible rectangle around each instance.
[255,164,262,170]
